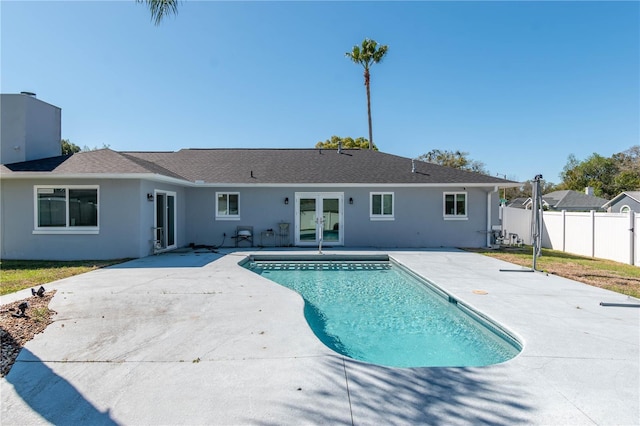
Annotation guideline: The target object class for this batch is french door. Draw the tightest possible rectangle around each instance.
[154,191,176,251]
[295,192,343,246]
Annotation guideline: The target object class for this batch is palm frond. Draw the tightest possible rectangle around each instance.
[137,0,179,26]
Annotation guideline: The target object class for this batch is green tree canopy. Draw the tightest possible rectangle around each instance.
[61,139,81,155]
[416,149,488,174]
[559,146,640,199]
[504,179,558,201]
[315,136,377,151]
[346,38,388,150]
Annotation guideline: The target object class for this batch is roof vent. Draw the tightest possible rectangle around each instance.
[337,142,342,154]
[411,159,416,173]
[20,91,36,97]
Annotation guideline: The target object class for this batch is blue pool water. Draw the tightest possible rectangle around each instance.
[244,258,521,368]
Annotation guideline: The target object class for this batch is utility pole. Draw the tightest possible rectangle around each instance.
[496,173,507,202]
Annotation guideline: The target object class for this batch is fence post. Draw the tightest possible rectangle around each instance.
[630,210,635,266]
[561,210,566,252]
[590,210,595,258]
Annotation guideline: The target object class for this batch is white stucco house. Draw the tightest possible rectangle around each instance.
[0,93,520,260]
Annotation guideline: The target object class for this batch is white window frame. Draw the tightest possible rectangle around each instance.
[215,192,240,220]
[370,192,394,221]
[443,191,468,220]
[33,185,100,234]
[620,205,631,213]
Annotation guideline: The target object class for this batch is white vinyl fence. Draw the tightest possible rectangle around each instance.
[501,206,639,266]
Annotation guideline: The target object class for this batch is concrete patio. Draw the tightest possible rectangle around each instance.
[1,248,638,425]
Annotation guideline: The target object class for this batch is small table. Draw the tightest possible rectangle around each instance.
[260,230,276,247]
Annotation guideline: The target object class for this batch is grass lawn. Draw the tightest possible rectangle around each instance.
[465,246,640,299]
[0,259,128,296]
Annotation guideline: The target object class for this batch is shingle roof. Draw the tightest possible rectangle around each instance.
[1,149,186,180]
[542,190,608,209]
[507,197,529,209]
[1,148,518,186]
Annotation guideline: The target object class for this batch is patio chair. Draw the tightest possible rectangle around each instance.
[234,226,253,247]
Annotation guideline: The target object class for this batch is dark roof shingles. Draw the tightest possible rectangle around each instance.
[2,148,517,185]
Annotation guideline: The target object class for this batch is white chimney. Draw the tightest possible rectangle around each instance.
[585,187,594,196]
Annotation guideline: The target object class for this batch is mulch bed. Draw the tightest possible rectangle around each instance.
[1,290,56,377]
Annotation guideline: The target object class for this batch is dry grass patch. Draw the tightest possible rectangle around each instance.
[465,246,640,299]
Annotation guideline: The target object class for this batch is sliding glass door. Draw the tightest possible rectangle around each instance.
[295,192,343,246]
[154,190,176,251]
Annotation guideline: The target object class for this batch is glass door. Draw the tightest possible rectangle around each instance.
[154,190,177,251]
[322,197,340,243]
[295,193,343,246]
[299,197,317,242]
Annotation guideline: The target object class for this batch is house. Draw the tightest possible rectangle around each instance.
[523,189,608,212]
[1,92,61,164]
[506,197,529,209]
[602,191,640,213]
[0,93,520,260]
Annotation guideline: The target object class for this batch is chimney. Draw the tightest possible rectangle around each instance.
[585,187,594,196]
[337,141,342,154]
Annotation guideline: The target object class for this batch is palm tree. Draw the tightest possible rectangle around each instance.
[346,38,388,150]
[137,0,179,26]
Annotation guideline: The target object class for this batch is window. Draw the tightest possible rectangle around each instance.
[370,192,394,220]
[620,205,631,213]
[216,192,240,220]
[34,186,99,233]
[443,192,467,219]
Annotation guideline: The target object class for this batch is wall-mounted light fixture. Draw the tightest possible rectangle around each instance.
[349,197,354,205]
[284,197,289,205]
[147,193,154,202]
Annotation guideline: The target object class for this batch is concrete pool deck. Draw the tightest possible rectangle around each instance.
[1,248,638,425]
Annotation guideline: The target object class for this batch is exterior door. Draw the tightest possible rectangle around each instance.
[154,190,176,251]
[295,192,343,246]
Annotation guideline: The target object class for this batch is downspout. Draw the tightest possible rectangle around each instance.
[487,187,498,247]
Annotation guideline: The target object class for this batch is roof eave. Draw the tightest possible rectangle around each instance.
[0,172,191,185]
[0,172,522,189]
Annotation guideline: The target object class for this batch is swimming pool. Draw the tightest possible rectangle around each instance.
[242,255,521,368]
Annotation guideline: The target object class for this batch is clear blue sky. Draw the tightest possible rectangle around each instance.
[2,1,638,184]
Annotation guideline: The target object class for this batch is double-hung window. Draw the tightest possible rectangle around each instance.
[216,192,240,220]
[34,186,99,233]
[443,192,467,219]
[370,192,394,220]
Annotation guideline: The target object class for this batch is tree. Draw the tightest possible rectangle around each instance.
[560,153,620,199]
[61,139,81,155]
[137,0,179,26]
[315,136,377,151]
[346,38,388,150]
[613,145,640,186]
[416,149,488,174]
[82,143,111,151]
[505,179,558,200]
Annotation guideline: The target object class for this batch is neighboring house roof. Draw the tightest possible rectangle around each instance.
[1,148,520,186]
[506,197,529,209]
[533,190,608,210]
[601,191,640,208]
